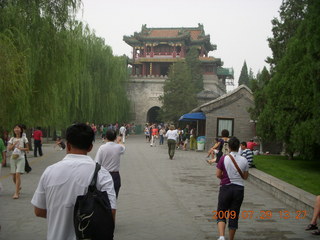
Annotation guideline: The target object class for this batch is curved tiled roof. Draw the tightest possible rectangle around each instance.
[191,85,253,113]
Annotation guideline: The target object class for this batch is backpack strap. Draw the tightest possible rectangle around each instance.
[89,163,101,191]
[228,154,245,179]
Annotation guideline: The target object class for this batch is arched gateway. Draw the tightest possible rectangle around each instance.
[147,106,161,123]
[124,24,234,128]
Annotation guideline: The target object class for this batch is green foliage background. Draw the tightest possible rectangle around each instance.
[159,47,203,123]
[252,0,320,160]
[0,0,130,131]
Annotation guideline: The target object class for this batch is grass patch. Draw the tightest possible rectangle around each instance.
[253,155,320,195]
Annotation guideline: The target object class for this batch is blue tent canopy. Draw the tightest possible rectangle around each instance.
[179,112,206,121]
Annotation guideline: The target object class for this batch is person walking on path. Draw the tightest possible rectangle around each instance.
[95,129,125,199]
[215,137,249,240]
[165,125,179,160]
[150,124,159,147]
[159,126,166,145]
[31,123,116,240]
[33,127,43,157]
[7,124,29,199]
[305,195,320,235]
[119,124,126,143]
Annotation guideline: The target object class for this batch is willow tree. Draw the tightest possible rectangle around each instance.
[0,0,131,131]
[0,32,31,129]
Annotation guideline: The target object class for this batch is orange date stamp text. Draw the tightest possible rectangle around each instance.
[212,210,307,220]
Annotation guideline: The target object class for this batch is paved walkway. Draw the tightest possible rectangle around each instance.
[0,136,317,240]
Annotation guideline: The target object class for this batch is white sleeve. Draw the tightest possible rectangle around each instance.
[94,147,103,164]
[8,137,14,145]
[31,170,47,209]
[23,136,29,144]
[120,145,125,155]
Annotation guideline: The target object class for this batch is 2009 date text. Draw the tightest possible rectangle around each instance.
[212,210,307,220]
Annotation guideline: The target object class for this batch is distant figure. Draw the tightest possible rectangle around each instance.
[54,137,65,150]
[182,125,190,150]
[144,124,149,142]
[165,125,179,160]
[305,195,320,236]
[206,138,220,165]
[31,123,116,240]
[8,124,29,199]
[159,127,166,145]
[119,124,126,143]
[247,139,259,151]
[216,129,230,164]
[150,125,159,147]
[1,130,9,167]
[239,142,255,168]
[95,129,125,199]
[33,127,43,157]
[189,127,197,150]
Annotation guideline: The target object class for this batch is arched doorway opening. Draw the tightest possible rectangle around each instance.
[147,106,161,123]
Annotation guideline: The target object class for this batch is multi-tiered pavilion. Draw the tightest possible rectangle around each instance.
[123,24,233,127]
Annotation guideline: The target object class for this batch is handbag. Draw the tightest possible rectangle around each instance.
[25,157,32,173]
[228,154,245,179]
[12,148,21,159]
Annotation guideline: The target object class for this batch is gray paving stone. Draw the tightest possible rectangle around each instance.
[0,136,317,240]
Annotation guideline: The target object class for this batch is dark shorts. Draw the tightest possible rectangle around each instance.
[217,184,244,229]
[110,172,121,198]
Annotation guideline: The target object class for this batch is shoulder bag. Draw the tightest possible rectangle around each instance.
[228,154,245,179]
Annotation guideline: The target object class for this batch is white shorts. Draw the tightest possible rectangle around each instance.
[10,156,25,174]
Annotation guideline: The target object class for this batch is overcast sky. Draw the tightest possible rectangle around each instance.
[77,0,282,90]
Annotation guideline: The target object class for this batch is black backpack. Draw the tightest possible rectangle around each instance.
[74,163,114,240]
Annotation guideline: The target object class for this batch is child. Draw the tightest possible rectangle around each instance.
[54,137,65,150]
[240,142,255,168]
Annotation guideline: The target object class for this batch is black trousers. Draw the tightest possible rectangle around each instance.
[110,172,121,199]
[217,184,244,229]
[34,140,43,157]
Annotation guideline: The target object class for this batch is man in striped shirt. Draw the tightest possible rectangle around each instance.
[240,142,255,168]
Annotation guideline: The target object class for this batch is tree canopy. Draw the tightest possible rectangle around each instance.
[256,0,320,160]
[159,61,198,123]
[159,47,204,123]
[238,61,250,87]
[0,0,130,130]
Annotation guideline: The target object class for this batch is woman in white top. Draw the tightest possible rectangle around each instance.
[165,125,178,160]
[7,124,29,199]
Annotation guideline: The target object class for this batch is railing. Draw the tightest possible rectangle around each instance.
[130,74,168,79]
[134,52,181,59]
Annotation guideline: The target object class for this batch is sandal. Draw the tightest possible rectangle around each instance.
[312,229,320,235]
[306,224,318,230]
[12,193,19,199]
[206,159,214,165]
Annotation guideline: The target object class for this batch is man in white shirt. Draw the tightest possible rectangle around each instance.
[95,129,125,199]
[165,125,179,159]
[31,123,116,240]
[119,124,126,143]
